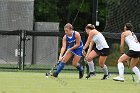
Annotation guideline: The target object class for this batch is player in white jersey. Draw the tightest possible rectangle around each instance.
[83,24,110,80]
[113,23,140,83]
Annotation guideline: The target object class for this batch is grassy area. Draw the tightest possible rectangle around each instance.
[0,72,140,93]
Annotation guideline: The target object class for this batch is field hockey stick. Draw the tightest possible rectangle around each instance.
[46,53,67,76]
[126,60,135,82]
[82,50,90,75]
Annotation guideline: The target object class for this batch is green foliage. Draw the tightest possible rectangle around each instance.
[34,0,107,31]
[34,0,59,22]
[97,0,107,31]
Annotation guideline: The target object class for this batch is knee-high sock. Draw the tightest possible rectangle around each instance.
[87,61,95,72]
[56,62,65,74]
[102,65,108,75]
[132,66,140,80]
[118,63,124,77]
[76,63,83,72]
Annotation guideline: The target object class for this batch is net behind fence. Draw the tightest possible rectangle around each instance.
[103,0,140,71]
[104,0,140,33]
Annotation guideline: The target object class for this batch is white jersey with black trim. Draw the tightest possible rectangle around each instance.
[92,32,109,50]
[125,32,140,51]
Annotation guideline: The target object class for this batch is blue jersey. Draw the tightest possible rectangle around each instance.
[66,31,83,57]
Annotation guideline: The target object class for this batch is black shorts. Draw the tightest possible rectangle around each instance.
[94,48,110,56]
[125,50,140,58]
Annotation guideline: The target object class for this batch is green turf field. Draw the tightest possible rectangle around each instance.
[0,72,140,93]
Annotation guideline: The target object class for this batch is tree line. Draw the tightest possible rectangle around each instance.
[34,0,106,32]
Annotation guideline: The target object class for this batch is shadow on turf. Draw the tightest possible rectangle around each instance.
[50,77,68,86]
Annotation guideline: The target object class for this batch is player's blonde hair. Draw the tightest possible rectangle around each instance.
[64,23,73,30]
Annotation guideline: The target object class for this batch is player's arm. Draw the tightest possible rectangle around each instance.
[59,35,66,60]
[83,31,94,50]
[120,32,126,54]
[69,32,81,51]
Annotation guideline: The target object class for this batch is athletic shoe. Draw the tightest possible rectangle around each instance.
[101,74,111,80]
[86,72,96,79]
[113,76,124,82]
[52,72,58,77]
[79,69,84,79]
